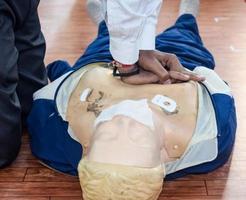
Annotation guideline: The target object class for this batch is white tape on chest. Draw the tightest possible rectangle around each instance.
[80,88,93,102]
[94,99,155,130]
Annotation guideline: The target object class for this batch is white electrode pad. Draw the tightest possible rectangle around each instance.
[151,95,177,113]
[94,99,155,130]
[80,88,93,102]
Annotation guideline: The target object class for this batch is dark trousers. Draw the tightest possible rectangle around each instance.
[0,0,48,168]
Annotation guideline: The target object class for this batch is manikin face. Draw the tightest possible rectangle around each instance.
[87,115,162,168]
[78,101,165,200]
[86,100,163,168]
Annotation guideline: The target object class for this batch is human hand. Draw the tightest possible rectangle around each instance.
[138,50,205,84]
[119,68,202,85]
[120,68,159,85]
[114,50,205,85]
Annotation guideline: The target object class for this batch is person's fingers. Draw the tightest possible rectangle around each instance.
[169,70,205,83]
[122,75,158,85]
[169,71,190,81]
[140,58,170,82]
[121,71,159,85]
[159,53,183,71]
[182,70,206,82]
[170,79,184,84]
[138,50,205,84]
[152,51,206,83]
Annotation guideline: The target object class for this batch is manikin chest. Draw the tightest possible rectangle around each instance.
[66,67,198,159]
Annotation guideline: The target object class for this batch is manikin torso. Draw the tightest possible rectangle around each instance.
[66,66,198,168]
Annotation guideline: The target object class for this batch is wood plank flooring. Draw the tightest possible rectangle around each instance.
[1,0,246,199]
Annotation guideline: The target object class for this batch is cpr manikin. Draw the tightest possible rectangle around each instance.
[66,66,198,200]
[26,1,237,199]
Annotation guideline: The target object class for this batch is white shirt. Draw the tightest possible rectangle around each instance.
[102,0,163,64]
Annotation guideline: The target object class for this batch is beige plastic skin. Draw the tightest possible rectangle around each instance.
[66,65,198,200]
[88,115,162,168]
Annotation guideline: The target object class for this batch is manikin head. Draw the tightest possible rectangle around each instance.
[78,99,166,200]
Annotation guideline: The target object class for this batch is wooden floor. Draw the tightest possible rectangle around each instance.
[1,0,246,199]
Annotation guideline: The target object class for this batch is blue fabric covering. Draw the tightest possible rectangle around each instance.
[47,60,72,82]
[28,14,236,178]
[156,14,215,71]
[28,99,82,175]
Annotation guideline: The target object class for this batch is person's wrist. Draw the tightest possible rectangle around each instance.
[111,61,140,77]
[112,61,136,73]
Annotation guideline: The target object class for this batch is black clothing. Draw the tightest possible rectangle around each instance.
[0,0,48,168]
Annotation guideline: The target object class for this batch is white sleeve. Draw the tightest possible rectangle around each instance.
[106,0,162,64]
